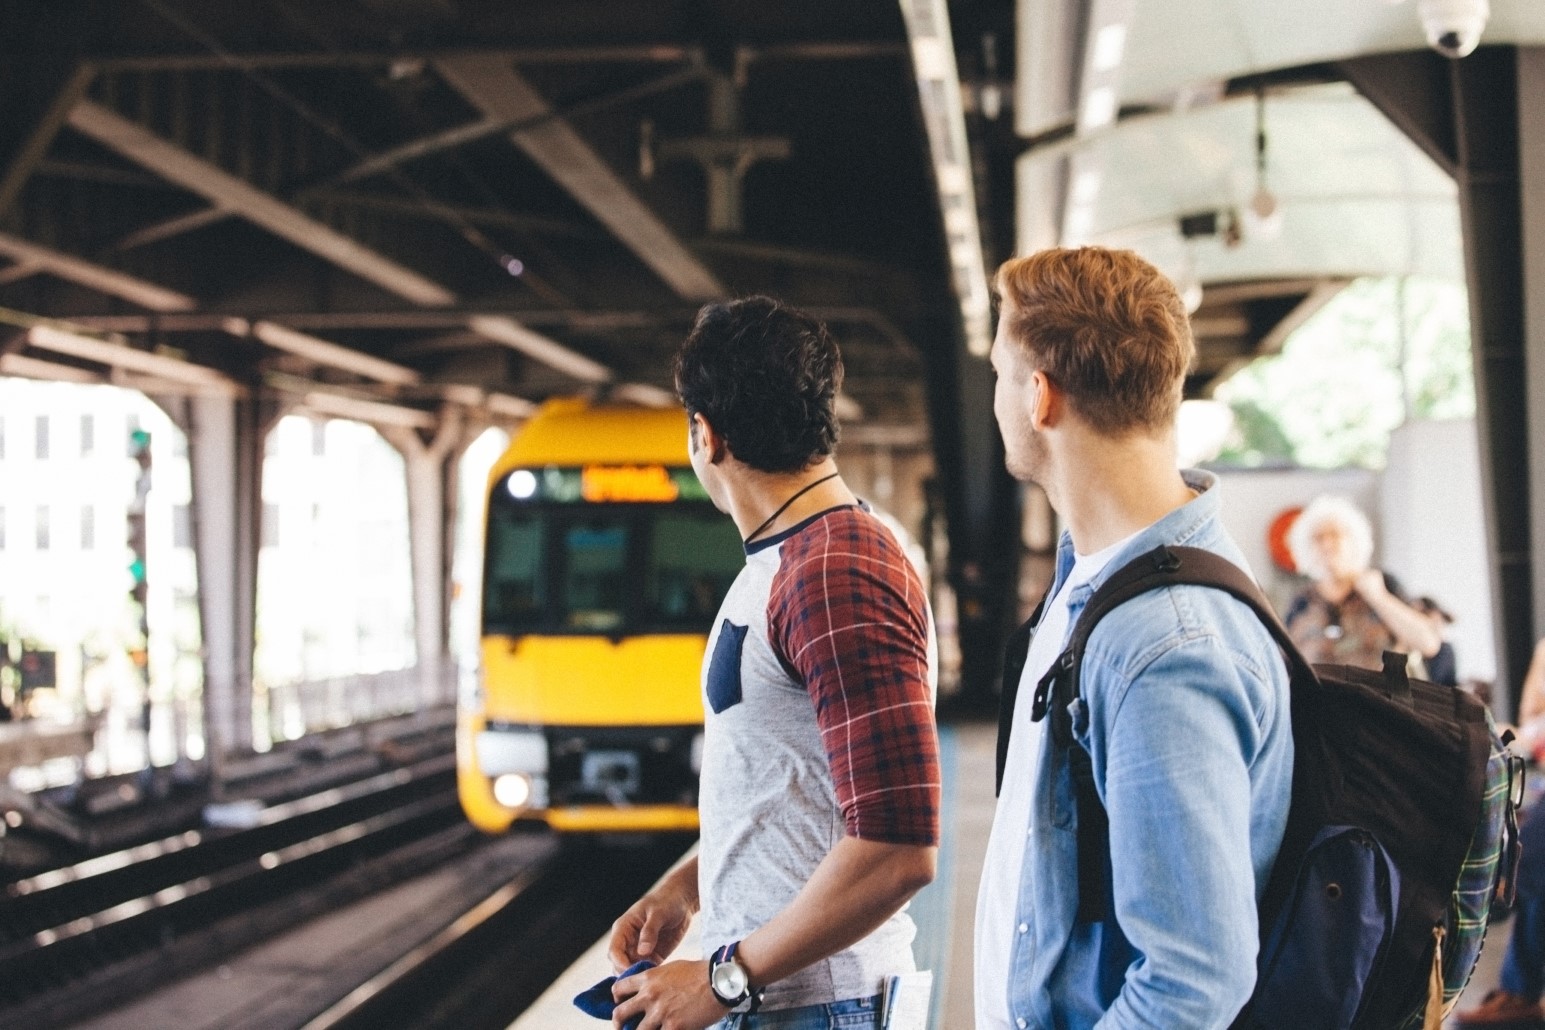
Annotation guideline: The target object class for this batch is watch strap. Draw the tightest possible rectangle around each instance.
[709,941,762,1011]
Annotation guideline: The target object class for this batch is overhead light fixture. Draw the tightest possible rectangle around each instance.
[249,320,421,386]
[901,0,992,357]
[978,32,1004,121]
[302,390,436,430]
[27,324,238,392]
[1080,86,1118,132]
[1242,91,1285,242]
[1092,23,1128,73]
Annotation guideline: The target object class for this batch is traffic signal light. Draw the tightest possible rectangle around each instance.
[127,533,147,606]
[127,430,151,609]
[129,429,152,509]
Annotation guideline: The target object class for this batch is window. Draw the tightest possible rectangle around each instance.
[35,415,49,460]
[312,420,327,456]
[561,520,629,631]
[80,505,94,550]
[644,511,743,628]
[35,505,49,550]
[80,414,94,457]
[482,497,743,637]
[126,415,141,456]
[484,511,545,633]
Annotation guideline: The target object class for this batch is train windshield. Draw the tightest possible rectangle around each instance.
[483,471,743,636]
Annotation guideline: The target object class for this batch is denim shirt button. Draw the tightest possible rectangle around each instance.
[1018,922,1028,934]
[1016,1019,1027,1029]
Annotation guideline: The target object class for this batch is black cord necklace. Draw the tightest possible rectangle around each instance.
[744,472,841,544]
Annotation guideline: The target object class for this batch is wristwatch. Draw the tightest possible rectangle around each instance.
[708,941,754,1007]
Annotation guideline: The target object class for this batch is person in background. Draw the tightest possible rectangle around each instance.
[1283,495,1441,672]
[607,297,940,1030]
[1413,595,1459,687]
[1510,637,1545,758]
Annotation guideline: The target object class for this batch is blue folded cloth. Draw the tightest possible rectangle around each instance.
[573,959,656,1028]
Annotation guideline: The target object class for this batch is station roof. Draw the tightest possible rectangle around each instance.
[3,1,1545,433]
[0,0,981,436]
[1017,0,1545,393]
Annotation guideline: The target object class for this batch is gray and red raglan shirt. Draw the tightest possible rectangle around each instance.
[696,503,941,1011]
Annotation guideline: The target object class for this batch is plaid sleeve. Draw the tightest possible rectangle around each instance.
[768,511,940,846]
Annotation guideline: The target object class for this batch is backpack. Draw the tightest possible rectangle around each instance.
[1001,544,1523,1030]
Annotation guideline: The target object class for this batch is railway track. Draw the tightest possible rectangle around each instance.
[303,835,692,1030]
[0,754,469,1028]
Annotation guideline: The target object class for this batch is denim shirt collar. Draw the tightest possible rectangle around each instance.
[1047,469,1220,611]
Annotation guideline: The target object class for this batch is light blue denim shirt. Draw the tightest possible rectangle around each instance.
[1006,470,1293,1030]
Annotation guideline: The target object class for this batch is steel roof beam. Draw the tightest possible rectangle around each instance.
[67,100,458,307]
[0,60,95,222]
[0,231,196,311]
[64,99,614,385]
[434,54,725,302]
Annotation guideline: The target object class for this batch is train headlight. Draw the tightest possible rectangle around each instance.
[492,773,533,809]
[690,732,705,774]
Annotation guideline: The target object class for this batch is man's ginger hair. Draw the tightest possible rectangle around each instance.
[993,247,1195,435]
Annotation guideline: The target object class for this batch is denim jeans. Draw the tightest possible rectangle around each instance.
[714,993,881,1029]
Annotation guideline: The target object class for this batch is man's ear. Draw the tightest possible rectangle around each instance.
[692,412,727,463]
[1028,369,1059,430]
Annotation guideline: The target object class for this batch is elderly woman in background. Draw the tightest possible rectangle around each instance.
[1283,494,1442,671]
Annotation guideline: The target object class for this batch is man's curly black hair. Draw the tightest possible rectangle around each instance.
[673,296,843,474]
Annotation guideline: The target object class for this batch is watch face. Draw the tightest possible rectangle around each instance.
[711,960,748,1000]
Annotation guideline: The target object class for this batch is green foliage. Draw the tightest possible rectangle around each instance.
[1214,277,1475,469]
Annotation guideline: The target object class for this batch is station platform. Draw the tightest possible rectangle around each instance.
[511,722,994,1029]
[508,719,1511,1030]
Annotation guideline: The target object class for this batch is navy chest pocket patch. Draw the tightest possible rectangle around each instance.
[706,620,749,714]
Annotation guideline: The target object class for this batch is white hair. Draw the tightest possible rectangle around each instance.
[1288,494,1374,581]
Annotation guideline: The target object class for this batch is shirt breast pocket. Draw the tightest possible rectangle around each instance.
[706,620,749,714]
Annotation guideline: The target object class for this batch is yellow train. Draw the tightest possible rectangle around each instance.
[458,399,745,833]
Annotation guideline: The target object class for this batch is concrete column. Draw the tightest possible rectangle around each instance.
[383,409,469,708]
[183,393,266,785]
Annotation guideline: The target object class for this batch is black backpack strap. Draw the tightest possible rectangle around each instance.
[996,592,1048,796]
[1031,544,1318,923]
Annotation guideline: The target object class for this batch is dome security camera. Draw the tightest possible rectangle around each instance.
[1417,0,1489,58]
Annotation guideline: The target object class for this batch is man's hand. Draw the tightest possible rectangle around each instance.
[610,959,725,1030]
[1352,568,1389,600]
[607,861,698,971]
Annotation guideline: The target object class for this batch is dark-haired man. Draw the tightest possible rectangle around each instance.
[975,248,1293,1029]
[609,296,940,1030]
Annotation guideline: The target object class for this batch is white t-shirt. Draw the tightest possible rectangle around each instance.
[974,533,1136,1030]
